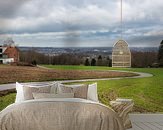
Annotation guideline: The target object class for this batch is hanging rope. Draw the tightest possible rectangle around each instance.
[121,0,123,39]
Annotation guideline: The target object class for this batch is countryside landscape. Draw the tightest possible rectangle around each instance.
[1,0,163,129]
[0,39,163,113]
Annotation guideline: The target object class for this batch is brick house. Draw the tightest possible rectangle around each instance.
[0,45,19,64]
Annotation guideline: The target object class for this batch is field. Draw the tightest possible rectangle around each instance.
[0,65,136,84]
[0,65,163,112]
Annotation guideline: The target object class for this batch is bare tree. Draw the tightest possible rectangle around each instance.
[158,40,163,66]
[131,51,158,67]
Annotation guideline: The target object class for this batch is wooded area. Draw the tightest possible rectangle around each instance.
[19,50,158,68]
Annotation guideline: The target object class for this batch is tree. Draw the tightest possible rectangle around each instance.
[20,49,49,64]
[158,40,163,66]
[31,60,37,66]
[98,55,102,60]
[107,56,112,67]
[91,58,96,66]
[97,55,103,66]
[3,37,15,46]
[131,51,157,68]
[84,58,90,66]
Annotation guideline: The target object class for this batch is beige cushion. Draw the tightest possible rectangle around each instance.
[50,82,58,94]
[23,86,51,100]
[16,82,57,103]
[58,84,88,99]
[87,83,99,102]
[33,93,74,99]
[58,84,85,88]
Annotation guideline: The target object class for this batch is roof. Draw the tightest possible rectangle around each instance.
[113,39,129,47]
[3,46,19,54]
[160,40,163,45]
[112,39,131,55]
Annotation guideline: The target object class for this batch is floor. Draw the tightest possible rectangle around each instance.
[128,114,163,130]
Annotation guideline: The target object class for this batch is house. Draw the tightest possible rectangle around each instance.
[112,40,131,67]
[0,45,19,64]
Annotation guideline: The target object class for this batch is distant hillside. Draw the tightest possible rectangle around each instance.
[18,47,158,56]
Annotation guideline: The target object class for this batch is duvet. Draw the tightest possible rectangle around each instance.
[0,98,125,130]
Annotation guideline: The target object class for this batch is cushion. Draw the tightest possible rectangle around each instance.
[58,84,85,88]
[87,83,99,102]
[33,93,74,99]
[15,82,57,103]
[15,82,25,103]
[23,85,51,100]
[50,82,59,94]
[58,84,88,99]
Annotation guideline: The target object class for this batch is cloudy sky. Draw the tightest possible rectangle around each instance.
[0,0,163,47]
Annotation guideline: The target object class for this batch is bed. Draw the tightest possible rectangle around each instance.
[0,82,129,130]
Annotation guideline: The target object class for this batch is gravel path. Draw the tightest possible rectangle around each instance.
[0,71,153,92]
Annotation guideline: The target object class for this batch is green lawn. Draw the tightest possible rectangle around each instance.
[1,65,163,112]
[40,65,163,112]
[43,65,126,71]
[96,69,163,113]
[0,93,16,111]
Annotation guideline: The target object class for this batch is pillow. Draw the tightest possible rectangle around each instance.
[50,82,59,93]
[58,84,85,88]
[33,93,74,99]
[24,81,57,88]
[87,83,99,102]
[58,84,88,99]
[15,82,25,103]
[23,85,51,100]
[15,82,57,103]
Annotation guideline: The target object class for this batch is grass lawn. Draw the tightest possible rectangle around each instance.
[96,69,163,113]
[0,65,163,112]
[41,65,163,112]
[0,93,16,111]
[42,65,124,71]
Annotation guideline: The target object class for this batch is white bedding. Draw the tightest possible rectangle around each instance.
[0,98,125,130]
[15,98,106,106]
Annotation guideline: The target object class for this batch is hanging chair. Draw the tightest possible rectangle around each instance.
[112,40,131,67]
[112,0,131,68]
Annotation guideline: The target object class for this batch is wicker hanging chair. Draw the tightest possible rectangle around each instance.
[112,40,131,67]
[112,0,131,68]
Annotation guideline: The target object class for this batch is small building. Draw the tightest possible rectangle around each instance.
[0,45,19,64]
[112,40,131,67]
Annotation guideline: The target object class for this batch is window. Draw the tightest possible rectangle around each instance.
[3,55,8,58]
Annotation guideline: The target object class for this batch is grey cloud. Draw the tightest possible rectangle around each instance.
[0,0,163,47]
[0,0,28,34]
[0,0,28,18]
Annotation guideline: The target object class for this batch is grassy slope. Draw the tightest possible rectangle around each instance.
[1,65,163,112]
[43,65,163,112]
[0,93,16,111]
[97,69,163,112]
[43,65,124,71]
